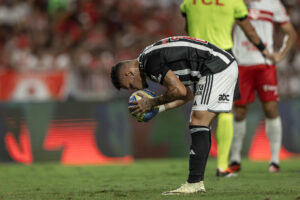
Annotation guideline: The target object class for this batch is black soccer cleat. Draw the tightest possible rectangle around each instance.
[228,161,241,173]
[216,168,237,177]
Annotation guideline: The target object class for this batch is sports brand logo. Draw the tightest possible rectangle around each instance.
[150,74,162,83]
[193,100,197,106]
[190,149,196,155]
[218,93,230,103]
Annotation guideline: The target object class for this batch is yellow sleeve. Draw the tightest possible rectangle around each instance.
[234,0,248,19]
[180,0,187,14]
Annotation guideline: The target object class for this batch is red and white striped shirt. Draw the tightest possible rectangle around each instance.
[233,0,290,66]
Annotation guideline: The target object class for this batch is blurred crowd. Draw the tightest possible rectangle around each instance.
[0,0,299,100]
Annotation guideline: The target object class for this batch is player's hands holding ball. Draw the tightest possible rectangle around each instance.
[130,92,153,114]
[128,89,161,122]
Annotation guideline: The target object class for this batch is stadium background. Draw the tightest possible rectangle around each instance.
[0,0,299,165]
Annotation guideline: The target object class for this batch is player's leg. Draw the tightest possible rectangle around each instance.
[207,62,238,176]
[162,61,238,195]
[229,105,248,171]
[216,113,233,175]
[216,78,241,177]
[229,66,256,172]
[256,65,281,172]
[215,48,242,176]
[162,110,216,195]
[188,110,216,183]
[262,101,281,172]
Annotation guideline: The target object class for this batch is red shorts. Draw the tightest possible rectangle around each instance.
[234,64,279,106]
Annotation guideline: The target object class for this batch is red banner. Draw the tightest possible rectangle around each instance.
[0,70,67,101]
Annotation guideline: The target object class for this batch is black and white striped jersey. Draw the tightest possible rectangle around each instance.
[137,36,235,86]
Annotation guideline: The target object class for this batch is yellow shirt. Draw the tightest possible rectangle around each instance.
[180,0,248,50]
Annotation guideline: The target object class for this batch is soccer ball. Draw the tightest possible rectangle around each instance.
[128,89,159,122]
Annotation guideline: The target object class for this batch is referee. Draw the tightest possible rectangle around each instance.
[180,0,269,177]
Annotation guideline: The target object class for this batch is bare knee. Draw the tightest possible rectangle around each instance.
[263,101,278,119]
[190,110,216,127]
[234,106,248,121]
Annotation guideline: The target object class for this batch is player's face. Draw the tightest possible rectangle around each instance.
[120,67,147,90]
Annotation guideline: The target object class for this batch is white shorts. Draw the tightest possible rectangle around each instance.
[191,61,238,113]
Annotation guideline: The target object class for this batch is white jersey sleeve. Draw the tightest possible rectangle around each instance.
[273,0,290,24]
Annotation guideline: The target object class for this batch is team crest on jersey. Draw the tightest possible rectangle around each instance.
[248,9,261,20]
[195,84,205,96]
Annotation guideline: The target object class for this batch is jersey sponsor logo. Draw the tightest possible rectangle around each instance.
[242,41,268,51]
[193,0,224,6]
[218,93,230,103]
[263,85,278,95]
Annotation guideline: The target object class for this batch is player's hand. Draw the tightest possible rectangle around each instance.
[268,52,282,64]
[129,92,154,117]
[262,49,270,58]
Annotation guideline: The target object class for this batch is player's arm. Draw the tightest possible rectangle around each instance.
[131,70,188,115]
[159,86,194,112]
[154,69,188,104]
[180,0,189,34]
[182,15,189,35]
[236,17,269,56]
[270,22,297,63]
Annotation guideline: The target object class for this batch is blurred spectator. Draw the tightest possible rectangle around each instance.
[0,0,298,101]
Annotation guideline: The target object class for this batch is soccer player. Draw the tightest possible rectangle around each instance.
[111,36,240,194]
[229,0,297,173]
[180,0,268,176]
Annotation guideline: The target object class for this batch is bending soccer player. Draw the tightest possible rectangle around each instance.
[229,0,297,173]
[111,36,241,194]
[180,0,269,176]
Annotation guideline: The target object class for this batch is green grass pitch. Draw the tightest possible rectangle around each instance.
[0,158,299,200]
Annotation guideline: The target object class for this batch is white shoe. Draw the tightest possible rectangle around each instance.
[162,181,206,195]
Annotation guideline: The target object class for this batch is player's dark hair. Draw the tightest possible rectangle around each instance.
[110,62,123,90]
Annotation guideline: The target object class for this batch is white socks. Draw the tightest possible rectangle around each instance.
[230,119,246,163]
[266,117,282,164]
[231,117,282,164]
